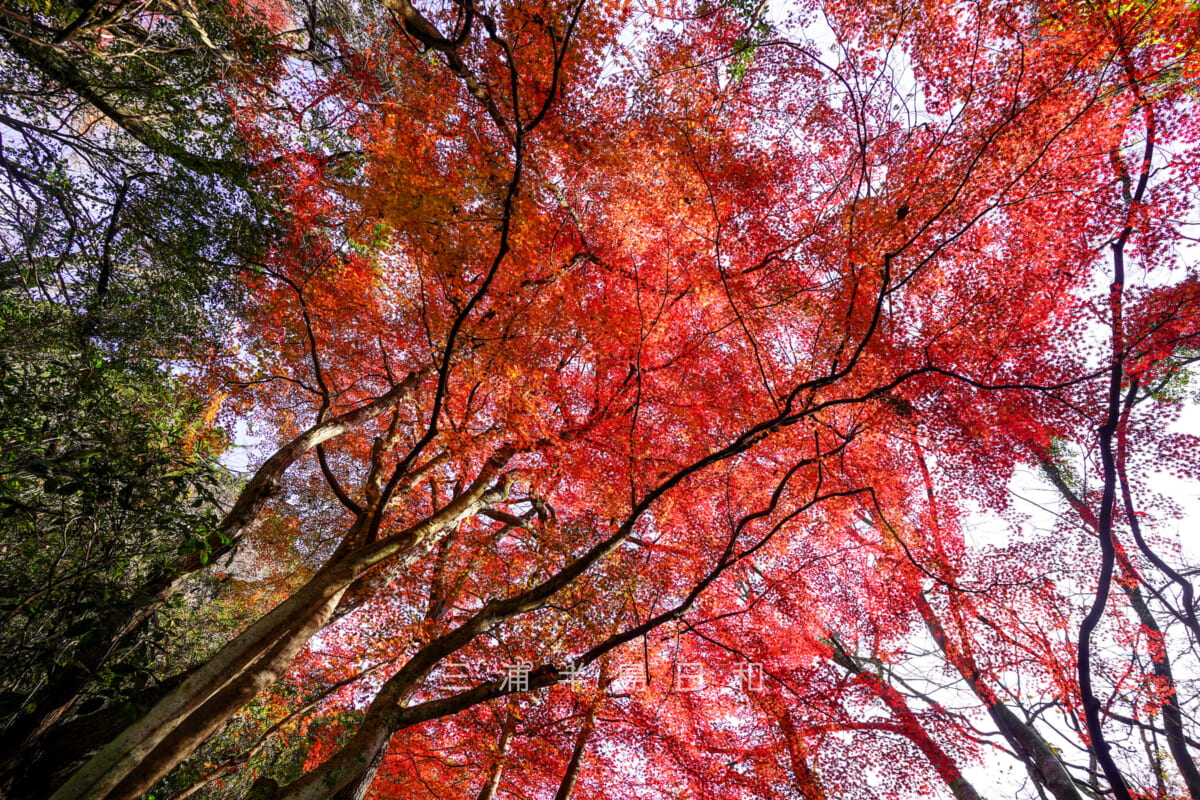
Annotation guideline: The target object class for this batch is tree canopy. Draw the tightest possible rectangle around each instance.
[2,0,1200,799]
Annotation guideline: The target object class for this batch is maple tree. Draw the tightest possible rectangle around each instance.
[2,0,1200,798]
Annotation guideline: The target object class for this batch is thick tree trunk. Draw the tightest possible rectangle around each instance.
[331,745,390,800]
[46,439,511,800]
[1,670,195,799]
[1,379,425,794]
[50,543,381,800]
[107,587,349,800]
[49,566,352,800]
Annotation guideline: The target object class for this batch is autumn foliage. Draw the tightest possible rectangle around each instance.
[3,0,1200,798]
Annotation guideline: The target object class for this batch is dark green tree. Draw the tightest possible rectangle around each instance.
[0,0,285,791]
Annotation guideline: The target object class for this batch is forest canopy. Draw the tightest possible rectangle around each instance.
[1,0,1199,799]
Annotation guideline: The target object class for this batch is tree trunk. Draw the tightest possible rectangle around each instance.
[915,595,1083,800]
[554,700,599,800]
[46,436,511,800]
[1,379,424,794]
[769,703,827,800]
[48,559,354,800]
[477,715,517,800]
[1039,459,1200,798]
[829,647,989,800]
